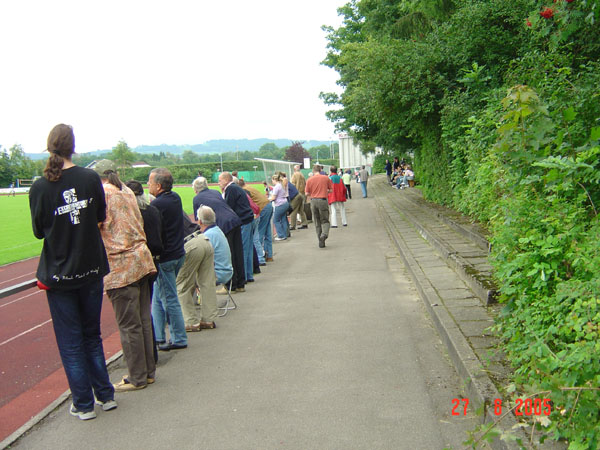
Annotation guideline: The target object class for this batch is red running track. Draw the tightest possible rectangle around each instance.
[0,258,121,442]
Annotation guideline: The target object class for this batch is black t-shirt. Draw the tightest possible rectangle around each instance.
[29,166,110,290]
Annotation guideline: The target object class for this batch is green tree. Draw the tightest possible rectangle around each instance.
[110,140,135,168]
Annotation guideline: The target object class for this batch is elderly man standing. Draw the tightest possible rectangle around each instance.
[218,172,254,289]
[192,177,245,292]
[305,164,333,248]
[176,212,218,332]
[290,165,308,229]
[148,168,187,351]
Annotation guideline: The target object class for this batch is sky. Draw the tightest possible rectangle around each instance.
[0,0,345,154]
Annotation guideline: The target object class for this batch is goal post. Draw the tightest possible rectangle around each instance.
[254,158,299,184]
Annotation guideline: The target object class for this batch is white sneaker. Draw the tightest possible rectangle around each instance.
[95,398,118,411]
[70,404,97,420]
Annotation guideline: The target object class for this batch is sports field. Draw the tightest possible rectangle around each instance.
[0,186,201,266]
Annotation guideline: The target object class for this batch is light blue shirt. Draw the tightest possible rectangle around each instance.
[203,225,233,284]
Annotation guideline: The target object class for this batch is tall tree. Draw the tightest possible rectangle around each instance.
[111,140,135,168]
[284,141,310,163]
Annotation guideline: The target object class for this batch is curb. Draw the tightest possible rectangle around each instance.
[0,351,123,450]
[375,195,529,450]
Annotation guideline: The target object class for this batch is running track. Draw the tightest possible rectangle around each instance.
[0,258,121,442]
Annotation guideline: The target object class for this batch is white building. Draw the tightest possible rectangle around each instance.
[338,133,377,172]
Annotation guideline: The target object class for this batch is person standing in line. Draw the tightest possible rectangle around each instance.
[342,169,352,200]
[98,170,157,392]
[218,172,254,289]
[29,124,115,420]
[192,177,246,292]
[239,179,269,265]
[305,164,333,248]
[148,168,188,351]
[358,165,370,198]
[269,173,289,241]
[328,166,348,228]
[393,156,400,173]
[291,165,308,229]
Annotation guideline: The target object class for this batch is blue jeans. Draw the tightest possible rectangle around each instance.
[241,221,254,282]
[258,202,273,258]
[360,181,368,198]
[152,256,187,346]
[252,216,265,264]
[46,279,114,412]
[273,201,289,239]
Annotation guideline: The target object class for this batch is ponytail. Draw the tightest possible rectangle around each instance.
[44,124,75,182]
[103,170,122,190]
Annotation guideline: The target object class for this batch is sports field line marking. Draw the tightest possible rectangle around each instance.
[0,319,52,347]
[0,271,36,287]
[0,290,41,308]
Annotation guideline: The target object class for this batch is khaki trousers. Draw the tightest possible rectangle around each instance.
[290,194,307,228]
[107,274,155,387]
[310,198,330,240]
[176,235,218,325]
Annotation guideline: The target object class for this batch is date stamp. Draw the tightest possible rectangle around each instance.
[452,398,552,416]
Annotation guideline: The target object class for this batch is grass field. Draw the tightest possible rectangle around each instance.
[0,186,203,266]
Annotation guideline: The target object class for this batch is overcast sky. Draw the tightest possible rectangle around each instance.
[0,0,345,154]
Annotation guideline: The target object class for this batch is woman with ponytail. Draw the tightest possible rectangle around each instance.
[29,124,115,420]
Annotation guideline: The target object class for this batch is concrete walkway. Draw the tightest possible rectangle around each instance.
[10,187,480,450]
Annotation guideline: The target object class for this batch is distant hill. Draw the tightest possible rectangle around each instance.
[25,138,333,160]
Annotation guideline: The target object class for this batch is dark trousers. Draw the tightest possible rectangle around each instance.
[46,279,114,412]
[345,184,352,199]
[226,225,245,290]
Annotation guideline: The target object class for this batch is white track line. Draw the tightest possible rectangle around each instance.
[0,290,42,308]
[0,271,37,287]
[0,319,52,347]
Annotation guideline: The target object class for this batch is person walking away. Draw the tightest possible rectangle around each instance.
[342,169,352,199]
[98,170,157,392]
[29,124,115,420]
[328,166,347,228]
[358,165,369,198]
[305,164,333,248]
[148,168,188,351]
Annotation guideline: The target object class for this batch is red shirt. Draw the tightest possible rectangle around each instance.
[305,174,333,199]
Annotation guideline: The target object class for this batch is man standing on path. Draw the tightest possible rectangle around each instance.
[239,179,270,265]
[218,172,254,289]
[148,168,188,351]
[305,164,333,248]
[358,165,369,198]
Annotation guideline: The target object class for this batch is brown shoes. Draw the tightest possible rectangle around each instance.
[200,321,216,329]
[185,323,202,332]
[265,257,274,262]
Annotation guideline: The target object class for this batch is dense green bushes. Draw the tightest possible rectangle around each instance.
[323,0,600,446]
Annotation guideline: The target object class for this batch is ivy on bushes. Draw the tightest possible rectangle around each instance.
[323,0,600,446]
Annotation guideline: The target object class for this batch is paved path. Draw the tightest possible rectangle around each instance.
[9,192,479,449]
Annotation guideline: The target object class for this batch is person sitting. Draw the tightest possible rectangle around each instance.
[395,165,415,189]
[197,205,234,293]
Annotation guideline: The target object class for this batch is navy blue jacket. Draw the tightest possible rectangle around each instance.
[223,183,254,225]
[150,190,185,262]
[193,189,242,235]
[288,182,299,201]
